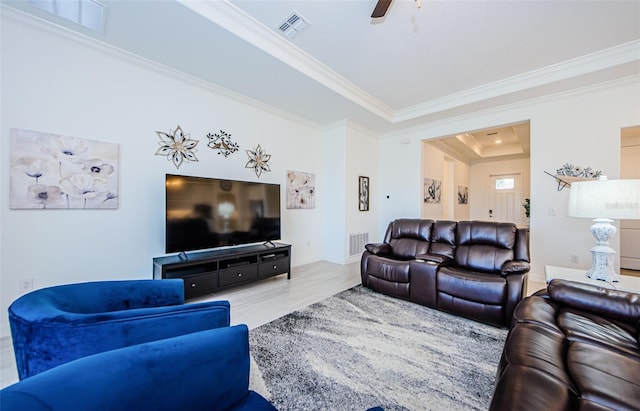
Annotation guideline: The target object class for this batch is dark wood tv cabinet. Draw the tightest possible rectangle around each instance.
[153,243,291,299]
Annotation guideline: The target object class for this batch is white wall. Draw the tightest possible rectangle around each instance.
[380,76,640,283]
[321,123,347,264]
[0,11,333,336]
[344,122,380,262]
[377,138,422,236]
[421,142,471,220]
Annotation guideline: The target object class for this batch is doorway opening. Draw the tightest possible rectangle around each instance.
[421,120,530,226]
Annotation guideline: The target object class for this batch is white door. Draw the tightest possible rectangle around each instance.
[488,174,525,225]
[621,142,640,270]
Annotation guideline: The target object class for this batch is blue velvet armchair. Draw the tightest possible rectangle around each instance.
[9,279,230,379]
[0,325,276,411]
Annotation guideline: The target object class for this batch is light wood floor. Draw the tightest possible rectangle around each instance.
[0,260,547,389]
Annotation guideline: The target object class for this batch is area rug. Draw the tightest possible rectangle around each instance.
[248,286,508,411]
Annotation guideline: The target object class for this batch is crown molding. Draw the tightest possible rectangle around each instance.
[394,40,640,123]
[383,74,640,141]
[176,0,395,122]
[0,5,323,131]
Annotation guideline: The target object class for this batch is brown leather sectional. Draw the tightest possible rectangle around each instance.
[490,279,640,410]
[360,219,530,327]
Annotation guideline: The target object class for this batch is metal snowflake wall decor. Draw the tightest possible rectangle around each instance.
[207,130,239,157]
[245,144,271,178]
[155,125,199,169]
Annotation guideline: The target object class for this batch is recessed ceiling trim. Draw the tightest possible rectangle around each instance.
[176,0,394,122]
[395,40,640,123]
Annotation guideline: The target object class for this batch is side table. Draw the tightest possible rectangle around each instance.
[544,265,640,293]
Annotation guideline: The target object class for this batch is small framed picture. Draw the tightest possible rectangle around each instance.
[359,176,369,211]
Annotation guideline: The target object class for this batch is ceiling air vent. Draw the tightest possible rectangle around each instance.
[276,11,310,39]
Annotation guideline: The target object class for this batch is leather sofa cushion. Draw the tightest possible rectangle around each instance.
[428,220,457,259]
[388,219,433,241]
[437,267,506,305]
[366,257,410,283]
[557,309,640,360]
[388,238,430,259]
[490,365,578,411]
[548,279,640,323]
[455,221,516,273]
[512,294,560,330]
[454,245,514,273]
[567,341,640,410]
[387,219,433,259]
[498,322,574,387]
[457,221,516,248]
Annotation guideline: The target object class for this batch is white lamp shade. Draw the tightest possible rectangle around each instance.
[568,179,640,220]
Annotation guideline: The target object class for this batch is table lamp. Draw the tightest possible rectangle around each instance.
[568,177,640,282]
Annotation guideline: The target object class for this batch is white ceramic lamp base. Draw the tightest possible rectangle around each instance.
[586,218,620,282]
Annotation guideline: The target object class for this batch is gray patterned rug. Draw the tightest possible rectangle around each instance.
[248,286,507,411]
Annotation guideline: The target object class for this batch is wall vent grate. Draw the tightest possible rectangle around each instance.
[349,233,369,256]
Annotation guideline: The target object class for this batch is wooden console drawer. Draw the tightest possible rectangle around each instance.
[183,273,217,298]
[258,259,288,277]
[219,264,258,286]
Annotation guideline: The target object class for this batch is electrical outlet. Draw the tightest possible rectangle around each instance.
[19,278,34,293]
[570,255,579,264]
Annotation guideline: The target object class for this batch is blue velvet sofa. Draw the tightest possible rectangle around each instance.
[9,279,231,379]
[0,325,276,411]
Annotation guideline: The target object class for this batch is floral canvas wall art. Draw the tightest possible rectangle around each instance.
[10,128,119,209]
[286,170,315,209]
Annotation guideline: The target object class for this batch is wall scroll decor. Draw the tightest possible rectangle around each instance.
[424,178,441,203]
[207,130,239,157]
[287,170,316,209]
[10,128,119,209]
[155,125,199,169]
[359,176,369,211]
[245,144,271,178]
[458,186,469,204]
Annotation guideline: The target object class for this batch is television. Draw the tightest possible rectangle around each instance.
[165,174,281,254]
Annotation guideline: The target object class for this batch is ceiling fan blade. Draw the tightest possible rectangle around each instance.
[371,0,392,18]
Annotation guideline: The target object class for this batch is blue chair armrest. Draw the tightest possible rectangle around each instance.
[8,279,231,379]
[0,325,275,411]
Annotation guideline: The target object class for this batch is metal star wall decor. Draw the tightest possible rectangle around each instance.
[155,125,199,169]
[245,144,271,178]
[207,130,239,157]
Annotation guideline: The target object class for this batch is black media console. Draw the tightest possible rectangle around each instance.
[153,242,291,299]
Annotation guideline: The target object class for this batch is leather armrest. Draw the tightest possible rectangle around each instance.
[365,243,392,255]
[415,253,453,265]
[501,260,530,275]
[548,279,640,323]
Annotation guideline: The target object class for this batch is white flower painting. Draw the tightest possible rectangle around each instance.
[10,128,119,209]
[286,170,315,209]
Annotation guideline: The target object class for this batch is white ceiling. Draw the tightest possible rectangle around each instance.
[3,0,639,159]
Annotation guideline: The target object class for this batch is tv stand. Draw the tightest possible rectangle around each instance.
[263,240,276,247]
[153,243,291,299]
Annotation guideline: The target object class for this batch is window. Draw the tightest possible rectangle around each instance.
[495,177,515,190]
[30,0,107,33]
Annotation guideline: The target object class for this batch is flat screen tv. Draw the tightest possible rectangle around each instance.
[165,174,281,254]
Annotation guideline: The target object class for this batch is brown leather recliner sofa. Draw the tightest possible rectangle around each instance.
[490,279,640,410]
[360,219,530,327]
